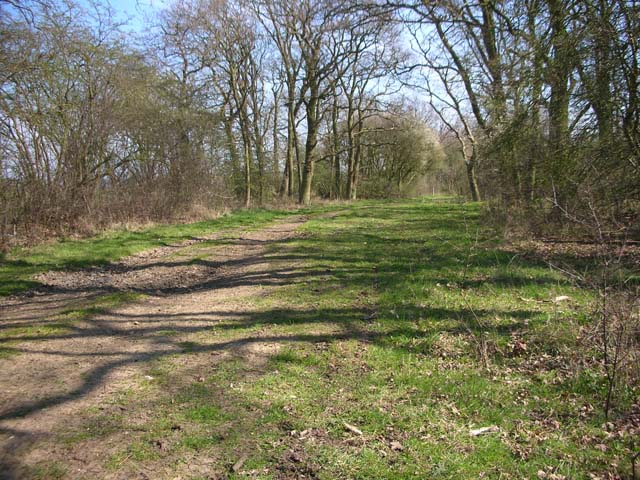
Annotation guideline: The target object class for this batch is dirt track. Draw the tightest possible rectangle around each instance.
[0,216,312,479]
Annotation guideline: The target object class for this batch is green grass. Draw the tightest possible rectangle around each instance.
[175,197,630,479]
[0,208,298,297]
[28,461,67,480]
[8,197,635,479]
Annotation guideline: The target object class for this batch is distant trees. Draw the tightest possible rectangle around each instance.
[0,1,144,226]
[357,108,444,197]
[0,0,418,236]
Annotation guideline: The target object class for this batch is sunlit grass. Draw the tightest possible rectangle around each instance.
[7,197,632,478]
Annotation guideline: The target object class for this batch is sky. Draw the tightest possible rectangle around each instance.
[85,0,166,32]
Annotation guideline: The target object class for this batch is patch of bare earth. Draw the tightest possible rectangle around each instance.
[0,216,323,479]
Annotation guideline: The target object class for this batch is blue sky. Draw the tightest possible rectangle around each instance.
[83,0,166,31]
[110,0,161,29]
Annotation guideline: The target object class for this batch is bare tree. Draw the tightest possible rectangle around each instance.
[338,8,400,200]
[254,0,304,198]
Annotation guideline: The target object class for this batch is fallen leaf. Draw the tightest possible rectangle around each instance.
[510,340,528,356]
[518,296,536,303]
[389,440,403,451]
[538,468,567,480]
[232,454,249,472]
[470,425,500,436]
[343,422,363,435]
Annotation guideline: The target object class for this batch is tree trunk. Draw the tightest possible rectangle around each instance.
[346,116,363,201]
[466,149,481,202]
[346,149,355,200]
[272,96,280,181]
[345,101,356,200]
[331,94,341,199]
[591,1,613,145]
[243,134,251,208]
[548,0,572,170]
[299,87,319,205]
[294,129,302,194]
[253,120,265,205]
[283,89,296,197]
[299,155,315,205]
[279,160,289,197]
[239,105,252,208]
[349,135,362,201]
[223,109,240,192]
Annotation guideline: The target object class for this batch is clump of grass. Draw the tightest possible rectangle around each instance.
[29,461,67,480]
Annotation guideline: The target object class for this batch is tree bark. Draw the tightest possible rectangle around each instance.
[272,90,280,183]
[243,134,251,208]
[299,85,319,205]
[466,159,481,202]
[547,0,572,160]
[284,77,296,197]
[331,93,341,199]
[465,143,481,202]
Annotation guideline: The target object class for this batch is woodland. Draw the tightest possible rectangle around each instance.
[0,1,639,479]
[1,0,637,241]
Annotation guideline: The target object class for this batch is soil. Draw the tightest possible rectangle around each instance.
[0,216,316,479]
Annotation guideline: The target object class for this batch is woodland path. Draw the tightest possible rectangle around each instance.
[1,201,635,479]
[0,215,318,479]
